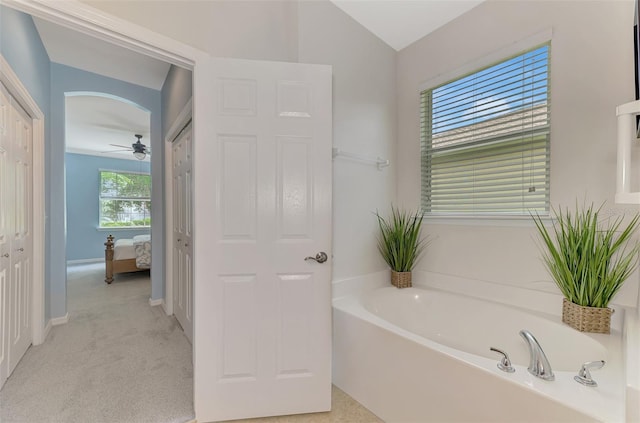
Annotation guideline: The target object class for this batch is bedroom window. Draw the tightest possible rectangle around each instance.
[99,170,151,228]
[420,43,550,216]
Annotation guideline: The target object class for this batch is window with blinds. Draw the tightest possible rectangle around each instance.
[420,44,550,216]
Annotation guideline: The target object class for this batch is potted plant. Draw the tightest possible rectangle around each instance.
[375,206,427,288]
[532,203,640,333]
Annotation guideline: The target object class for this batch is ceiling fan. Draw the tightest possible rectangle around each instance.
[102,134,150,160]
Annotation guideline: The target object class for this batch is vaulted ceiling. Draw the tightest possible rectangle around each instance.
[330,0,484,51]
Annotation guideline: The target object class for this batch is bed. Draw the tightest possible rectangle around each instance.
[104,234,151,283]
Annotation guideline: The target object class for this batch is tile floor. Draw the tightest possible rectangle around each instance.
[220,385,382,423]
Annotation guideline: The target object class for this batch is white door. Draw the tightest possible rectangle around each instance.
[193,58,332,422]
[172,123,193,343]
[0,82,11,387]
[8,88,33,376]
[0,81,33,388]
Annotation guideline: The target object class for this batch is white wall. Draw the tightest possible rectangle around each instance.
[397,0,640,308]
[83,0,299,62]
[297,1,396,280]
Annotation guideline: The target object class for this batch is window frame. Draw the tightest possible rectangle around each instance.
[418,32,552,220]
[98,169,152,229]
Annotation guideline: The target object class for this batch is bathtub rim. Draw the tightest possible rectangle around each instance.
[361,285,620,370]
[332,269,626,332]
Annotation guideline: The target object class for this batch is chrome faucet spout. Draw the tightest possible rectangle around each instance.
[519,329,554,381]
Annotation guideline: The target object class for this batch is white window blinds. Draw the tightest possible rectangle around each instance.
[420,44,550,216]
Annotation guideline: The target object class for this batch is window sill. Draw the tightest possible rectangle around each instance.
[423,213,553,227]
[97,226,151,232]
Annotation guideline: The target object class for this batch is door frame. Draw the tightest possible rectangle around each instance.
[0,54,45,346]
[4,0,205,387]
[163,97,192,317]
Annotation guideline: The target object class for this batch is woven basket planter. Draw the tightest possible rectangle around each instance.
[562,298,612,334]
[391,271,412,288]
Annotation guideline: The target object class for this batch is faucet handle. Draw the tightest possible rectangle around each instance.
[574,360,605,387]
[490,347,516,373]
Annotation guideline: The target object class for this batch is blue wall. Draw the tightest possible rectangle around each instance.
[1,6,52,320]
[0,6,50,110]
[66,153,151,261]
[51,64,163,317]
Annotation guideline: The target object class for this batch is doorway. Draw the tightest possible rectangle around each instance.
[1,1,195,417]
[64,93,152,297]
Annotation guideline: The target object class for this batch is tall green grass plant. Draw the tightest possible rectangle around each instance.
[376,207,427,272]
[532,204,640,308]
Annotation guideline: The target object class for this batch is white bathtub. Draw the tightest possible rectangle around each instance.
[333,276,628,422]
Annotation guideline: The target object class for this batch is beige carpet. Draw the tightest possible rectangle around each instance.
[0,263,194,423]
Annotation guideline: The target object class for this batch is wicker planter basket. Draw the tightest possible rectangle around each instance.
[562,298,612,334]
[391,271,412,288]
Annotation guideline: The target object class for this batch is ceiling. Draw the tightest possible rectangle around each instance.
[32,1,483,160]
[330,0,485,51]
[32,17,159,162]
[65,95,151,162]
[33,17,170,90]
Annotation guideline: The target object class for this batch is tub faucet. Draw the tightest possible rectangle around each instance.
[519,329,554,381]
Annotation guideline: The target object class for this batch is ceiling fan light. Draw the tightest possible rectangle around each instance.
[134,151,146,160]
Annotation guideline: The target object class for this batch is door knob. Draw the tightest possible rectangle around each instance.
[304,252,328,263]
[2,253,8,258]
[16,248,24,252]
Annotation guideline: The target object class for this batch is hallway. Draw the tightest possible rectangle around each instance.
[0,263,194,423]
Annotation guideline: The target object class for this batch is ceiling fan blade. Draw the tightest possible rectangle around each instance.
[109,143,133,149]
[100,148,131,153]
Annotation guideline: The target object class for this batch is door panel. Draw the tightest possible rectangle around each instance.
[276,273,314,377]
[0,265,7,386]
[277,136,313,238]
[220,274,257,381]
[193,58,332,422]
[219,135,257,239]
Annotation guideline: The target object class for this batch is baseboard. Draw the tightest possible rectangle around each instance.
[149,298,164,307]
[67,258,103,265]
[43,319,53,340]
[51,313,69,326]
[161,300,171,316]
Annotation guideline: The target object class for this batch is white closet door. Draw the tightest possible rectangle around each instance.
[0,81,33,388]
[172,124,193,343]
[7,90,32,376]
[0,82,11,387]
[193,58,332,422]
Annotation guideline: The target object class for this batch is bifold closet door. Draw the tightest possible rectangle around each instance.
[0,81,33,389]
[172,123,193,343]
[0,81,12,388]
